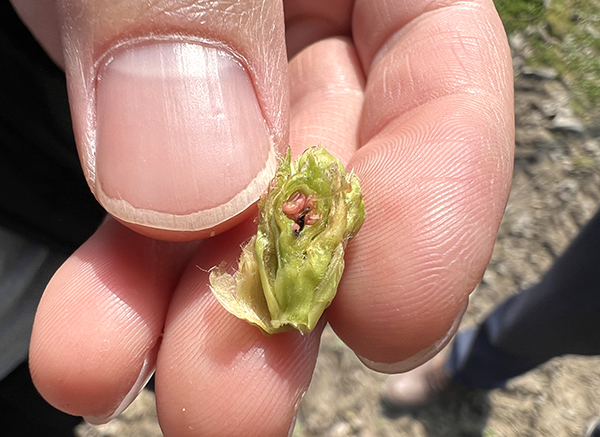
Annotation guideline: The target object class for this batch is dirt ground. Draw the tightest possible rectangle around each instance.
[76,27,600,437]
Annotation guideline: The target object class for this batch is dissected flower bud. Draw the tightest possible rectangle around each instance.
[209,145,365,334]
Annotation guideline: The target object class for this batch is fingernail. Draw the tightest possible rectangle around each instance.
[93,40,277,231]
[83,344,158,425]
[357,301,468,374]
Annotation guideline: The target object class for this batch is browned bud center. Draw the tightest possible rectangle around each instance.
[282,191,322,235]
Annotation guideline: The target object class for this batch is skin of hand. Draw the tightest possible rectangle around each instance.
[14,0,514,435]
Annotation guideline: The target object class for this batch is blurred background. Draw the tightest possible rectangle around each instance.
[76,1,600,436]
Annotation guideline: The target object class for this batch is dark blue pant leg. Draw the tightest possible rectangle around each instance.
[446,207,600,389]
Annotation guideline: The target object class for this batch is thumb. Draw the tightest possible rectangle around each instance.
[16,0,288,240]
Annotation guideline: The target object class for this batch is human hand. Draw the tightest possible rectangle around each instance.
[17,0,514,435]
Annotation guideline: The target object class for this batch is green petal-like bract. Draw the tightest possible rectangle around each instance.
[209,146,365,334]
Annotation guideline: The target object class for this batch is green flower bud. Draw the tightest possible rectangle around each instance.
[209,146,365,334]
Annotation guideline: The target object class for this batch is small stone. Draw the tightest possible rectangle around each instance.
[329,422,352,437]
[522,66,558,80]
[516,127,555,146]
[585,24,600,39]
[558,179,579,202]
[535,98,563,118]
[509,32,527,52]
[584,139,600,156]
[552,114,585,133]
[482,268,499,286]
[543,81,571,106]
[509,213,536,239]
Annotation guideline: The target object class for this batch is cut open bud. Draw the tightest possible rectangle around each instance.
[209,146,365,334]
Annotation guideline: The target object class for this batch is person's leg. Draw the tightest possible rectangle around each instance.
[449,207,600,388]
[0,361,81,437]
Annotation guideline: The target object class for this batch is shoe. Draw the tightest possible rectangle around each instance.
[381,349,452,409]
[584,417,600,437]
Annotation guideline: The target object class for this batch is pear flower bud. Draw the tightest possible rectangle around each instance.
[209,146,365,334]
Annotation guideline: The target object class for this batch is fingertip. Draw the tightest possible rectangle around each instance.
[29,220,186,418]
[29,261,157,418]
[354,299,467,373]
